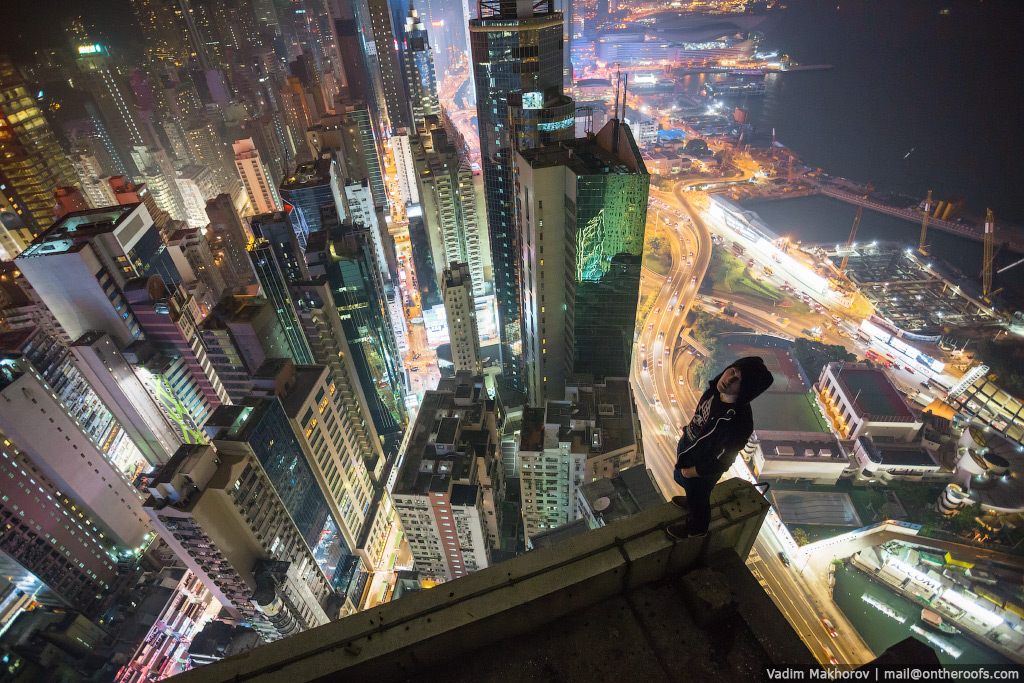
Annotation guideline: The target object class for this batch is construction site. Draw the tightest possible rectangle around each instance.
[824,244,1000,335]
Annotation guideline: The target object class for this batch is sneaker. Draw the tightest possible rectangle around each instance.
[667,522,707,540]
[671,495,688,509]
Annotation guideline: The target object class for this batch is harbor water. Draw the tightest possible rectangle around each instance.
[832,564,1016,670]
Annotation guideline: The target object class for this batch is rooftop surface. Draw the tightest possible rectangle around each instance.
[857,436,939,468]
[578,464,666,525]
[280,159,332,190]
[394,375,494,496]
[519,378,638,456]
[754,430,848,463]
[18,204,141,257]
[831,365,915,421]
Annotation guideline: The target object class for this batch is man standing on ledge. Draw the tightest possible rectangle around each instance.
[668,356,774,539]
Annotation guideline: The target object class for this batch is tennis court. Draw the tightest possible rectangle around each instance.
[723,343,808,393]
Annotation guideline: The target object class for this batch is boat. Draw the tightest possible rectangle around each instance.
[911,624,962,659]
[861,594,906,623]
[921,608,961,635]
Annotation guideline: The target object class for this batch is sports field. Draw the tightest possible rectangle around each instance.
[724,342,828,432]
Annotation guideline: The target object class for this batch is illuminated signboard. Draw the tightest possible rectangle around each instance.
[522,91,543,110]
[77,44,103,54]
[538,117,573,132]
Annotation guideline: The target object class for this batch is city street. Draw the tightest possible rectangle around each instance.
[631,181,876,668]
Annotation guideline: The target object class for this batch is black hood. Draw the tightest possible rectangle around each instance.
[708,356,774,405]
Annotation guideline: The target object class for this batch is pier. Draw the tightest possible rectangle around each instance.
[816,185,1024,254]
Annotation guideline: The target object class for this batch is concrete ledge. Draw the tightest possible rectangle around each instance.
[171,479,769,683]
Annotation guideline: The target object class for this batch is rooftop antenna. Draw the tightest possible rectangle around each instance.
[612,68,621,153]
[614,72,627,153]
[622,72,628,121]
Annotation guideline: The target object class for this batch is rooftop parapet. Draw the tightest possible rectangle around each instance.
[166,479,822,683]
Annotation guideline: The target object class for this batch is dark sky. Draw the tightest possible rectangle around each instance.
[5,0,135,59]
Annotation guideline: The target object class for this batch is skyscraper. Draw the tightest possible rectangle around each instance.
[442,263,483,375]
[234,138,283,214]
[0,424,127,618]
[249,360,378,584]
[305,220,407,455]
[470,0,575,391]
[248,238,315,365]
[204,398,358,606]
[515,119,649,402]
[73,43,146,177]
[402,7,440,129]
[278,157,345,247]
[415,123,486,297]
[0,55,80,248]
[365,0,410,130]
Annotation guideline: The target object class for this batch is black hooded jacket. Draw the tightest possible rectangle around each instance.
[675,356,774,478]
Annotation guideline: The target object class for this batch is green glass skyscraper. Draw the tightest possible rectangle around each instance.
[514,119,649,404]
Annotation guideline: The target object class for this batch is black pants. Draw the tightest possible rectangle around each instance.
[674,469,716,533]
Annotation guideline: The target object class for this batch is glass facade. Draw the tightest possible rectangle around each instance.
[403,9,440,128]
[212,400,355,595]
[306,221,408,456]
[470,10,572,392]
[249,241,316,365]
[278,159,343,246]
[571,170,650,381]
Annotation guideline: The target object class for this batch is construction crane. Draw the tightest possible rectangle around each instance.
[918,190,932,255]
[982,208,996,298]
[839,205,863,275]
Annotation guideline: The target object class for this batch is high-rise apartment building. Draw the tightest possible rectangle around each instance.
[402,8,440,129]
[340,179,392,280]
[0,55,80,246]
[0,354,153,549]
[290,278,387,477]
[205,194,258,292]
[416,123,486,297]
[443,263,483,375]
[518,378,643,544]
[391,373,505,582]
[305,221,407,455]
[16,204,181,346]
[0,424,127,618]
[205,398,359,607]
[249,360,378,580]
[470,0,576,390]
[124,276,230,414]
[176,165,221,229]
[69,145,118,209]
[164,226,228,311]
[515,120,649,403]
[234,138,283,214]
[200,295,294,401]
[390,130,418,206]
[144,444,337,641]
